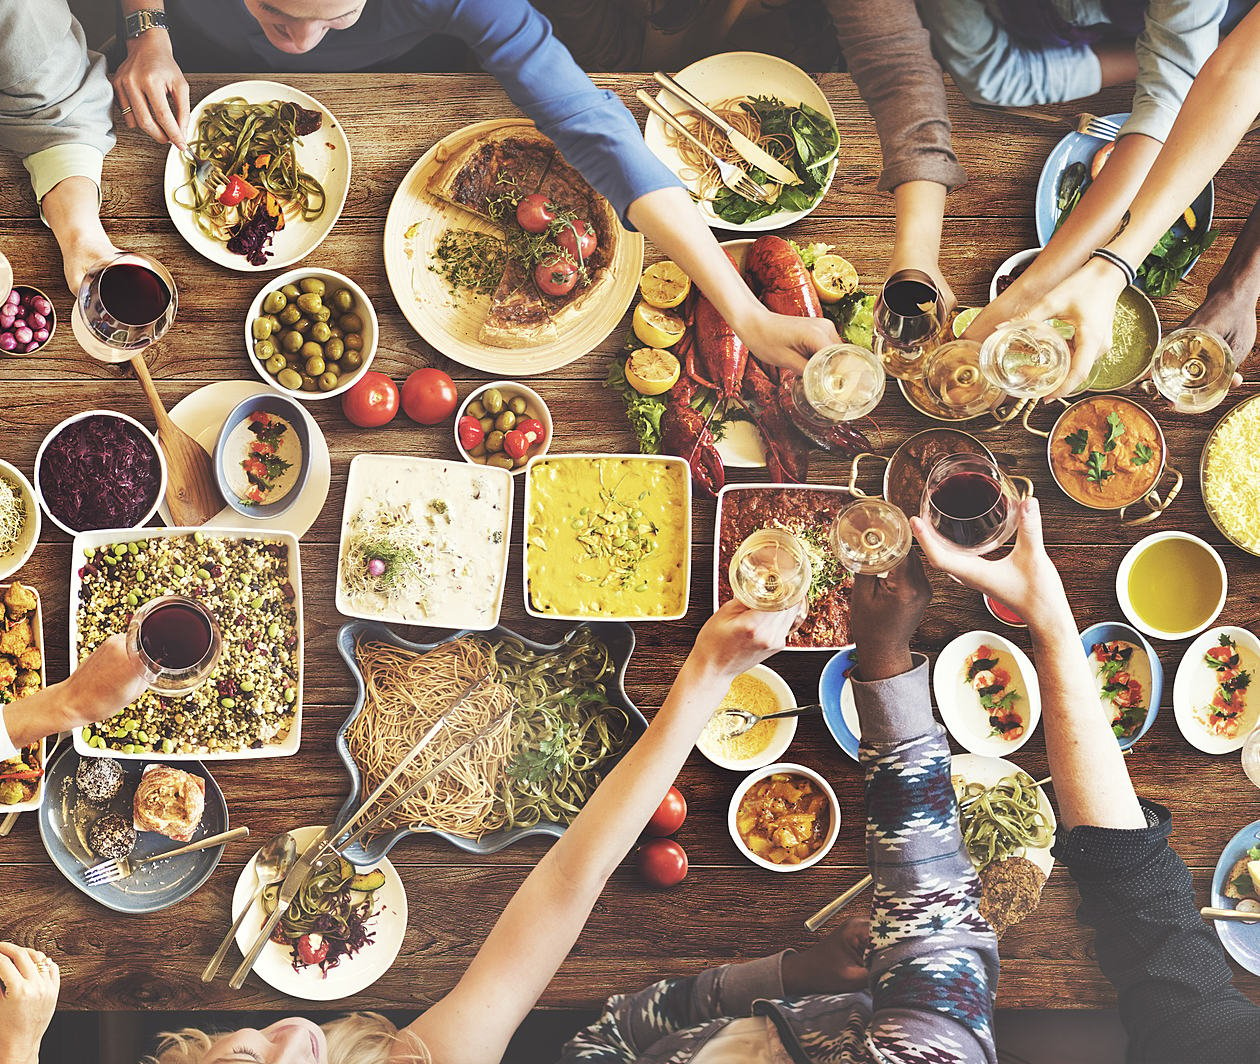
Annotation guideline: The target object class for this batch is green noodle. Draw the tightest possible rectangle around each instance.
[955,772,1054,871]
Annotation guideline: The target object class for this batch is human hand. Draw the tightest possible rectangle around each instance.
[689,600,801,681]
[1182,293,1253,385]
[911,497,1071,632]
[739,308,840,376]
[889,258,956,320]
[111,31,190,150]
[61,235,118,296]
[850,551,932,680]
[62,634,148,729]
[964,282,1035,344]
[782,917,869,996]
[0,942,59,1064]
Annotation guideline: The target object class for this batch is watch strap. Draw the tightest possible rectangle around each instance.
[125,8,169,39]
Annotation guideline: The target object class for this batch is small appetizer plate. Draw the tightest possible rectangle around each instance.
[215,392,312,519]
[1173,625,1260,755]
[1211,818,1260,976]
[727,762,840,873]
[696,663,797,772]
[818,644,861,762]
[950,753,1056,878]
[0,459,39,581]
[934,631,1041,758]
[1079,621,1163,751]
[454,380,553,474]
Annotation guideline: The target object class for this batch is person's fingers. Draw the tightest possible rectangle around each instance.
[0,942,36,979]
[173,76,191,151]
[0,952,22,994]
[128,84,170,144]
[113,81,138,130]
[1014,497,1044,552]
[148,80,184,147]
[909,515,983,583]
[1233,371,1245,388]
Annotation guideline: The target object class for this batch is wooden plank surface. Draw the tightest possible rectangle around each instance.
[1,72,1259,1014]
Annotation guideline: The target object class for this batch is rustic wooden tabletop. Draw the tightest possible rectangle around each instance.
[1,72,1258,1015]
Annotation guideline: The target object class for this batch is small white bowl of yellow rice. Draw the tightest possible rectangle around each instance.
[696,664,798,771]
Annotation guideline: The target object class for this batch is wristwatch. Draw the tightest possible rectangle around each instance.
[125,8,169,39]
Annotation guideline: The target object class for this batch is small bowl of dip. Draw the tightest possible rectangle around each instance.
[1117,531,1227,640]
[696,664,797,771]
[214,393,311,519]
[1079,286,1161,393]
[728,762,840,872]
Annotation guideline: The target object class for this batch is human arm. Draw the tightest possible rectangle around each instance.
[40,177,118,293]
[0,942,59,1064]
[849,553,998,1063]
[1182,194,1260,366]
[396,602,799,1064]
[111,0,190,150]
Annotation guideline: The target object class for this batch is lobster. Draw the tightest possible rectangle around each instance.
[741,357,809,484]
[661,370,724,496]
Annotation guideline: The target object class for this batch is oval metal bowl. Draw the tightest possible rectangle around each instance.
[333,619,646,863]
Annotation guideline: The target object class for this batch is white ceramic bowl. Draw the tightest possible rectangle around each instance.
[1117,531,1227,640]
[934,630,1041,757]
[989,247,1041,302]
[34,410,166,536]
[454,380,553,475]
[1173,625,1260,754]
[727,761,840,872]
[696,664,798,771]
[244,267,377,402]
[0,460,39,579]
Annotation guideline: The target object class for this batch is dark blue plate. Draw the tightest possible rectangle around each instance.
[1034,111,1213,290]
[334,619,646,863]
[213,391,311,519]
[1211,818,1260,976]
[38,746,229,914]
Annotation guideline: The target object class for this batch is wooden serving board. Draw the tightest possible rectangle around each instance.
[382,118,644,376]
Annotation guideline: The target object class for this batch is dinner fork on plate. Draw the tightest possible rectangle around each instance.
[1075,112,1123,142]
[82,825,249,886]
[635,90,769,205]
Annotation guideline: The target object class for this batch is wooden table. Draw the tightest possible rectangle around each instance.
[1,72,1258,1016]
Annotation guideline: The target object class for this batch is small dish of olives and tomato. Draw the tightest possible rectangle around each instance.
[245,267,377,401]
[454,381,552,474]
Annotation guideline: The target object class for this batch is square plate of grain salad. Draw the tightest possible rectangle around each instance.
[0,582,48,811]
[70,529,303,761]
[336,454,514,630]
[713,484,853,650]
[523,453,691,621]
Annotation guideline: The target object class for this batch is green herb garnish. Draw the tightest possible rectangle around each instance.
[1065,428,1090,455]
[1104,412,1126,452]
[1133,442,1155,465]
[1085,451,1114,484]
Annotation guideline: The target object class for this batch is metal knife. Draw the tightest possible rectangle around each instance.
[652,71,801,187]
[228,825,335,989]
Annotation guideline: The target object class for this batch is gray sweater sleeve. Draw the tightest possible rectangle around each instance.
[825,0,966,192]
[0,0,115,202]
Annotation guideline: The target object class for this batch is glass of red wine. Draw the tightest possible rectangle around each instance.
[71,252,177,363]
[921,453,1027,555]
[126,594,221,697]
[873,268,946,382]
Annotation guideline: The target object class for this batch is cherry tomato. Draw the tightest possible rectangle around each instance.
[458,414,484,451]
[645,785,686,837]
[295,933,328,966]
[557,219,597,262]
[401,368,459,425]
[535,254,578,297]
[340,370,399,427]
[637,838,687,888]
[503,428,531,460]
[516,417,547,445]
[515,193,556,234]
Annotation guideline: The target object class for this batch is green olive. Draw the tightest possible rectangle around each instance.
[310,322,332,343]
[292,317,311,335]
[342,350,364,370]
[470,441,487,458]
[508,396,527,415]
[522,406,538,420]
[277,367,303,391]
[344,333,363,352]
[466,400,486,419]
[338,312,363,334]
[299,277,326,295]
[330,325,344,339]
[330,288,354,313]
[318,370,340,391]
[324,337,345,361]
[478,415,494,434]
[265,354,286,375]
[299,341,322,362]
[300,374,319,391]
[485,430,505,453]
[296,292,323,316]
[495,410,516,432]
[513,453,530,468]
[252,317,274,340]
[279,305,301,326]
[482,388,505,414]
[254,339,278,361]
[279,330,303,354]
[262,291,287,314]
[488,454,515,470]
[305,355,326,376]
[314,306,331,323]
[281,283,301,299]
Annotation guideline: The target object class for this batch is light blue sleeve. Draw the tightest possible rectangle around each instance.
[429,0,680,226]
[917,0,1101,106]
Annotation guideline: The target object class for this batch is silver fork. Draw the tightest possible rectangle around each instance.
[635,90,769,204]
[1076,113,1122,141]
[83,825,249,886]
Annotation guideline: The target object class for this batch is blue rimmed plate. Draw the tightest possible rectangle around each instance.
[819,644,860,761]
[1211,819,1260,976]
[1079,621,1163,750]
[214,391,312,520]
[333,619,646,863]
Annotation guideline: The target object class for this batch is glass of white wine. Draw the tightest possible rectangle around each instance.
[979,319,1071,399]
[728,529,813,612]
[830,498,912,577]
[922,338,1004,418]
[1150,326,1234,413]
[784,343,885,447]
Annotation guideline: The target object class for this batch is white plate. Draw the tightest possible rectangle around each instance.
[336,455,513,630]
[383,118,644,376]
[158,382,330,538]
[163,81,350,272]
[0,586,46,813]
[934,631,1041,757]
[1174,625,1260,754]
[951,753,1056,878]
[643,52,838,233]
[70,527,303,761]
[231,825,406,1000]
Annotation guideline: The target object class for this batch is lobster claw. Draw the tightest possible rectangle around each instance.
[686,438,726,496]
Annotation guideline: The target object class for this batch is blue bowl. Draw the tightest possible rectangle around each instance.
[818,644,860,761]
[1035,112,1213,291]
[333,619,647,863]
[1079,621,1163,750]
[213,392,311,519]
[1212,818,1260,976]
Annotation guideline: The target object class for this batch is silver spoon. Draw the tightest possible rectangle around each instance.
[718,703,821,737]
[201,831,298,983]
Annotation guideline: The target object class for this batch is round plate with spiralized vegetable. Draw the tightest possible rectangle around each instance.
[163,81,350,272]
[950,753,1056,878]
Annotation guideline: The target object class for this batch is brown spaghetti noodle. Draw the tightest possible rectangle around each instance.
[664,97,794,199]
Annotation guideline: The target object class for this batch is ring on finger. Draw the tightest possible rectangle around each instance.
[120,106,133,116]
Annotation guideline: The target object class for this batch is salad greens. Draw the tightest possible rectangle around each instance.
[789,241,875,348]
[711,97,838,225]
[605,359,665,454]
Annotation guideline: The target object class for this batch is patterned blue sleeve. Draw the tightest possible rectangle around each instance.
[853,656,999,1064]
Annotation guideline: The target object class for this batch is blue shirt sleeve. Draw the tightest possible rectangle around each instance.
[429,0,680,227]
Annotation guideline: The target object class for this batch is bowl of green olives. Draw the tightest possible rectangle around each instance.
[244,267,377,401]
[454,381,552,474]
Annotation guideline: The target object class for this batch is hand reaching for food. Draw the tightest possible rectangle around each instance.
[111,31,191,151]
[0,941,59,1064]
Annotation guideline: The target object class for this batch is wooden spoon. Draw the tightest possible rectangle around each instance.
[130,355,221,525]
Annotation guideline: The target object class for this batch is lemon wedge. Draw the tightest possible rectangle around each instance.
[639,261,691,309]
[625,348,681,395]
[811,254,859,304]
[632,302,685,348]
[1183,206,1197,231]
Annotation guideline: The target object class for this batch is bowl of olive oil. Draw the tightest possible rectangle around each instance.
[1117,531,1227,640]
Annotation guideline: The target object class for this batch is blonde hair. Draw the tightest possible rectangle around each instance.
[142,1012,429,1064]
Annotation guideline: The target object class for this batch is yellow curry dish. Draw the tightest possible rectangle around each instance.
[734,769,834,868]
[524,454,691,620]
[1049,396,1162,510]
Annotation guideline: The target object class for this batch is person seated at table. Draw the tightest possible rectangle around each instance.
[0,0,123,293]
[1004,4,1260,395]
[914,496,1260,1060]
[109,0,839,374]
[950,0,1254,358]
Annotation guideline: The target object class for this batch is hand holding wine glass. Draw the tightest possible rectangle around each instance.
[920,453,1026,555]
